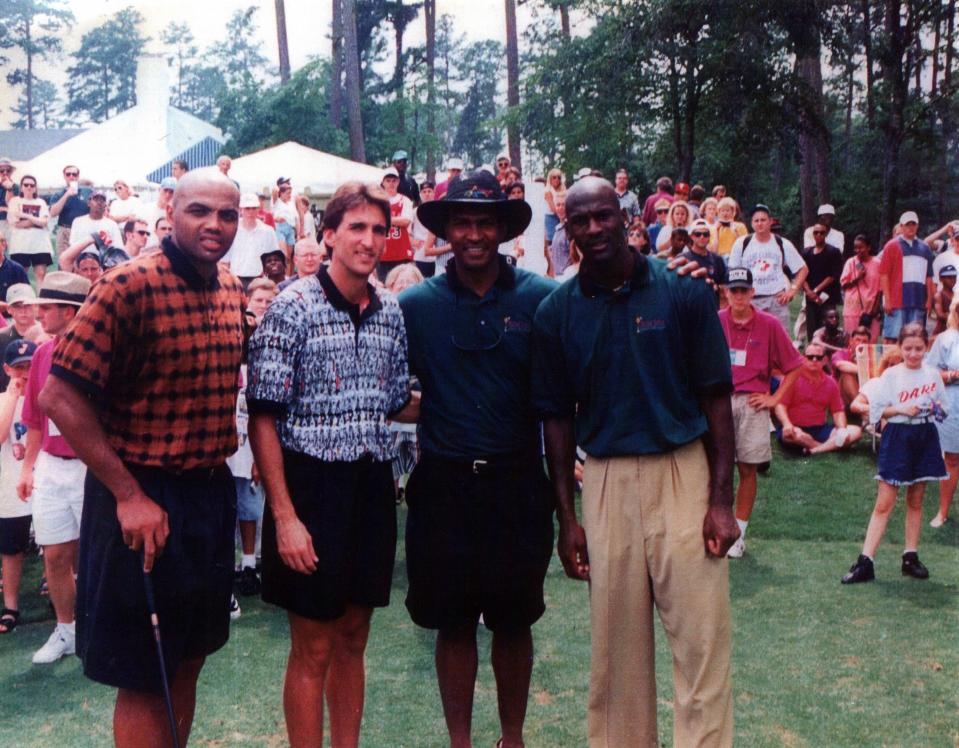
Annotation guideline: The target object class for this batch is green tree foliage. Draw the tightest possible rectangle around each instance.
[65,7,148,123]
[11,77,64,128]
[0,0,74,129]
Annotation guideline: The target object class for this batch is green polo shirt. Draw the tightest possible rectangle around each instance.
[531,252,732,458]
[399,256,556,459]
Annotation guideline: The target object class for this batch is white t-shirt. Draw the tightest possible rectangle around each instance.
[729,233,806,296]
[226,365,253,480]
[109,195,146,222]
[868,362,946,425]
[0,396,29,518]
[802,225,845,251]
[223,221,280,278]
[273,198,297,226]
[301,211,316,240]
[142,202,169,247]
[9,197,51,255]
[68,214,123,249]
[411,207,432,263]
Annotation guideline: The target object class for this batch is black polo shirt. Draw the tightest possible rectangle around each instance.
[399,256,556,459]
[531,252,732,457]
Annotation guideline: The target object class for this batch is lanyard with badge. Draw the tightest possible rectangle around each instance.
[729,325,752,368]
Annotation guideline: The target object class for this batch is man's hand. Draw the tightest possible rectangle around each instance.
[16,470,33,502]
[557,520,590,581]
[667,255,708,279]
[703,504,740,557]
[117,493,169,572]
[747,392,777,410]
[782,424,798,440]
[775,287,796,306]
[275,515,318,574]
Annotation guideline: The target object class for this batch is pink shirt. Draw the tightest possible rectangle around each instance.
[719,306,805,394]
[840,256,880,317]
[21,338,77,458]
[780,371,844,427]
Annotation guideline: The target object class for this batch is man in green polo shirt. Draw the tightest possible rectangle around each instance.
[399,170,556,748]
[532,177,739,747]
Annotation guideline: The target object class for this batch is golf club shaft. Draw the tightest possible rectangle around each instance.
[142,564,180,748]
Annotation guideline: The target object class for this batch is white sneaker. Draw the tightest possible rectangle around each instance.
[229,594,241,621]
[32,625,75,664]
[930,514,946,528]
[726,537,745,559]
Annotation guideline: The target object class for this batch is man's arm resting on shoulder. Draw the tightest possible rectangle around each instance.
[248,411,318,574]
[697,391,739,557]
[388,390,420,424]
[543,416,589,581]
[38,376,169,571]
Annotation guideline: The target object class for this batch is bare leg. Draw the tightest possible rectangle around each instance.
[935,452,959,522]
[436,621,479,748]
[34,264,47,283]
[734,462,758,522]
[1,553,25,618]
[781,428,822,452]
[326,605,372,748]
[239,520,257,557]
[839,372,859,408]
[862,482,899,558]
[115,656,205,748]
[491,627,533,748]
[43,539,77,624]
[809,426,863,454]
[903,483,926,551]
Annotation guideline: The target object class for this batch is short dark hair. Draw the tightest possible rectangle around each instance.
[420,180,435,190]
[173,159,189,172]
[751,204,771,219]
[506,181,525,196]
[671,227,689,239]
[689,184,706,202]
[322,181,391,232]
[656,176,673,193]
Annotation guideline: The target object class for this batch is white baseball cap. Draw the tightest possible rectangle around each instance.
[899,210,919,225]
[447,157,464,170]
[239,193,259,209]
[817,203,836,216]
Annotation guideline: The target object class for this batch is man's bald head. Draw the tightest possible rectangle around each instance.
[172,168,240,209]
[566,176,619,216]
[168,168,241,274]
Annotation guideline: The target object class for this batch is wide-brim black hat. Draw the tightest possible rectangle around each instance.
[417,169,532,241]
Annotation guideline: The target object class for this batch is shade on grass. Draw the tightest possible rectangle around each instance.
[1,442,957,747]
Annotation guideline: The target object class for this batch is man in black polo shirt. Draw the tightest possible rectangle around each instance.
[47,164,91,259]
[399,170,555,748]
[533,177,738,747]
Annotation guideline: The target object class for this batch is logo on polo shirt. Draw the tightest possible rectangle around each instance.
[635,316,666,333]
[503,315,531,333]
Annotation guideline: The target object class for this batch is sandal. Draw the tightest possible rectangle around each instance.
[0,608,19,634]
[38,576,48,597]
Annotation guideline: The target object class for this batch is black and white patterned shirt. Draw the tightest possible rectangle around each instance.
[246,265,411,462]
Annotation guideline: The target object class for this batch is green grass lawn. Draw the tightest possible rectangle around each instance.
[1,443,957,747]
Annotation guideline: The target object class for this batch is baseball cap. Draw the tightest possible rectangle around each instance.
[382,167,400,180]
[575,167,592,180]
[447,157,464,170]
[160,177,177,190]
[817,203,836,216]
[239,193,259,209]
[654,198,671,210]
[726,267,754,289]
[4,339,36,368]
[392,150,409,162]
[940,264,958,278]
[89,190,107,201]
[899,210,919,225]
[675,181,690,193]
[276,176,291,187]
[6,283,36,305]
[690,219,710,232]
[0,157,11,167]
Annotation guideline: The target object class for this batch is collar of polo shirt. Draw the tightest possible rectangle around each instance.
[161,236,222,291]
[444,254,517,295]
[578,249,650,298]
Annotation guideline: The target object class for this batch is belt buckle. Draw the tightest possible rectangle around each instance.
[472,459,488,475]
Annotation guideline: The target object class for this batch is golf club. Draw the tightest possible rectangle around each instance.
[141,559,180,748]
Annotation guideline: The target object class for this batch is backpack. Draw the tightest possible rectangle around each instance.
[741,233,792,280]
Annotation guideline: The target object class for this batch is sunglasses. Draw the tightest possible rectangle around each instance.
[0,168,11,174]
[691,231,710,237]
[64,171,79,177]
[135,230,150,236]
[657,209,668,214]
[21,183,36,188]
[813,230,826,235]
[805,354,825,361]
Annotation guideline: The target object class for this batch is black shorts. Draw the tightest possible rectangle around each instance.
[261,450,397,621]
[405,453,555,632]
[9,252,52,268]
[0,515,32,555]
[76,464,236,693]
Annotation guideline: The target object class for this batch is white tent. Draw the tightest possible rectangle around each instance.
[227,141,386,197]
[22,56,223,190]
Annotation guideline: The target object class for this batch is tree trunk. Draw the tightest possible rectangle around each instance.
[863,0,876,127]
[25,20,34,129]
[880,0,908,237]
[342,0,366,162]
[932,0,941,95]
[505,0,521,171]
[680,31,699,182]
[668,54,682,173]
[560,3,570,39]
[330,0,343,127]
[275,0,291,83]
[393,0,406,133]
[425,0,436,181]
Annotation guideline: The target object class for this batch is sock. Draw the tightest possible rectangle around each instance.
[902,548,917,556]
[736,518,748,537]
[242,553,256,570]
[59,620,76,637]
[862,553,874,562]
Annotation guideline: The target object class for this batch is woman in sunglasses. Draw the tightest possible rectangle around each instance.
[8,175,51,281]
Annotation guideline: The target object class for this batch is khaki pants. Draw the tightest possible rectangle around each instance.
[582,440,733,748]
[55,225,70,258]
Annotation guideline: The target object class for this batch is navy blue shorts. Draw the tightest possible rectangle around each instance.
[776,423,833,451]
[77,464,236,693]
[875,422,948,486]
[404,454,554,632]
[261,451,397,621]
[0,515,31,555]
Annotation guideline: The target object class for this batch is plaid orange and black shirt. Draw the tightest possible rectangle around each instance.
[50,239,245,470]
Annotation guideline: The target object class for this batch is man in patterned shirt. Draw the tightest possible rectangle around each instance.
[246,182,416,748]
[38,169,245,748]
